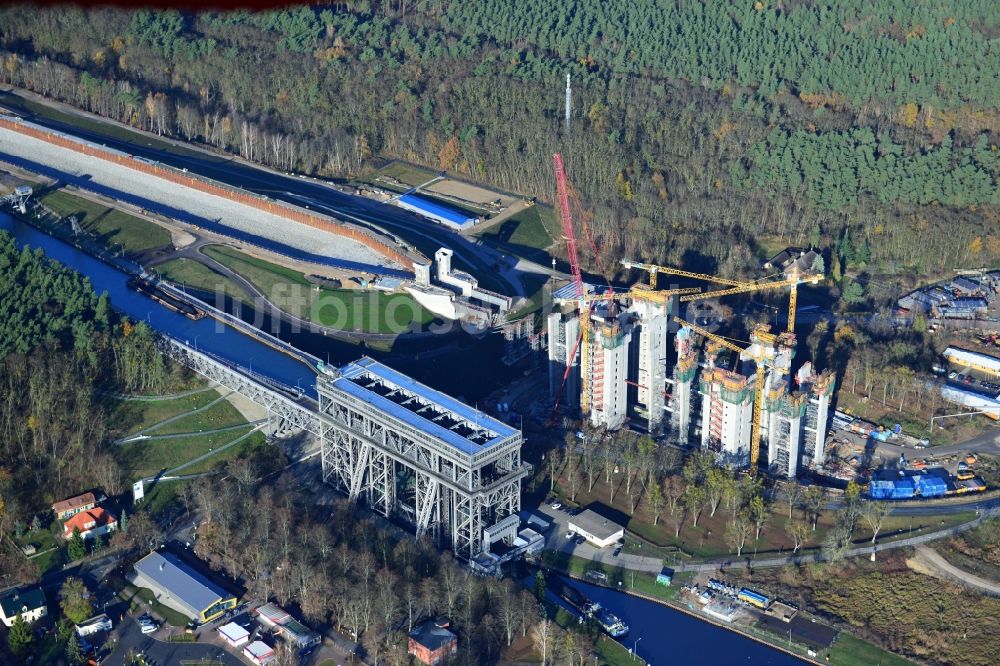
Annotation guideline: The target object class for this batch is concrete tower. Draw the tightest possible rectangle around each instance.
[584,301,633,429]
[629,297,669,431]
[547,310,581,410]
[699,366,754,468]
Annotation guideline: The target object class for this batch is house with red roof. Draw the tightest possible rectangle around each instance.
[52,492,97,520]
[62,507,117,540]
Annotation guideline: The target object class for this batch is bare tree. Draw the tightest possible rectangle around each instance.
[862,500,892,544]
[803,486,826,530]
[784,481,804,519]
[785,520,808,553]
[726,512,753,557]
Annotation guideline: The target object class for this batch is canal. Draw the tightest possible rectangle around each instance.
[0,210,523,401]
[570,576,805,665]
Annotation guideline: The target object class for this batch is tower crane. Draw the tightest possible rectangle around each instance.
[623,258,822,334]
[678,268,820,334]
[673,317,778,474]
[620,259,751,289]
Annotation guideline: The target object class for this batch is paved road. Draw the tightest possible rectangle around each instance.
[534,501,1000,575]
[912,545,1000,596]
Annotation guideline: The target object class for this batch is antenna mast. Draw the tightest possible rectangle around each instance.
[565,72,572,130]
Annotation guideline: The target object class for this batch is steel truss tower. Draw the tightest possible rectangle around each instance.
[318,358,531,560]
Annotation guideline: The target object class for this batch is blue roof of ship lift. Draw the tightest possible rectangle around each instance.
[398,194,476,227]
[332,357,517,456]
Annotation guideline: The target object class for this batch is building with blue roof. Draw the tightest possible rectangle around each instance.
[396,194,478,231]
[133,551,237,623]
[318,357,531,559]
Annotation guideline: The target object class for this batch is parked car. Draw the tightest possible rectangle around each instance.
[139,622,157,635]
[613,546,622,557]
[565,531,574,539]
[550,502,563,511]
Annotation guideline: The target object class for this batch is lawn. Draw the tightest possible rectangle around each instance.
[827,632,916,666]
[203,245,435,333]
[147,396,249,436]
[39,189,171,254]
[11,524,65,574]
[119,581,191,627]
[115,425,256,479]
[139,479,190,521]
[155,257,248,300]
[174,429,268,475]
[539,549,691,606]
[107,389,221,437]
[373,161,438,187]
[475,204,555,252]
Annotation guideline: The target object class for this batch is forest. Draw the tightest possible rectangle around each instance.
[0,231,177,578]
[0,2,996,282]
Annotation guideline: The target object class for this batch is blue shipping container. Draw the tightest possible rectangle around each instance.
[869,481,896,499]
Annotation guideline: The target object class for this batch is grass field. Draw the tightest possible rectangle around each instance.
[203,245,435,333]
[155,257,247,300]
[107,388,221,437]
[827,632,916,666]
[140,479,189,519]
[116,425,256,479]
[39,189,171,254]
[147,396,249,435]
[373,161,437,187]
[475,204,555,251]
[175,430,268,475]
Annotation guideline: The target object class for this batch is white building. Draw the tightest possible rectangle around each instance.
[0,586,47,627]
[629,296,669,431]
[218,621,250,648]
[568,509,625,548]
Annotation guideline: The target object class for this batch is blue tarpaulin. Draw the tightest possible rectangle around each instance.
[915,475,948,497]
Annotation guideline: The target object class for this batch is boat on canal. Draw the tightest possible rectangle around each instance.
[547,574,629,638]
[127,276,205,320]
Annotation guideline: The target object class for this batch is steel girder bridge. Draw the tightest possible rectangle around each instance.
[159,336,319,437]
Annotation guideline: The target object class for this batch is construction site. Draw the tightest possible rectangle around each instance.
[545,154,833,478]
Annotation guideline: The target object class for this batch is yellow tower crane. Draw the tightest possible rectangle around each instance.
[620,259,750,289]
[673,317,778,474]
[622,260,822,333]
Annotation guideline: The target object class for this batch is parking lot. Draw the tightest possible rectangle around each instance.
[534,503,662,574]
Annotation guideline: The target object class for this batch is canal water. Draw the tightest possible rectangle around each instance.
[0,211,523,401]
[543,574,805,666]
